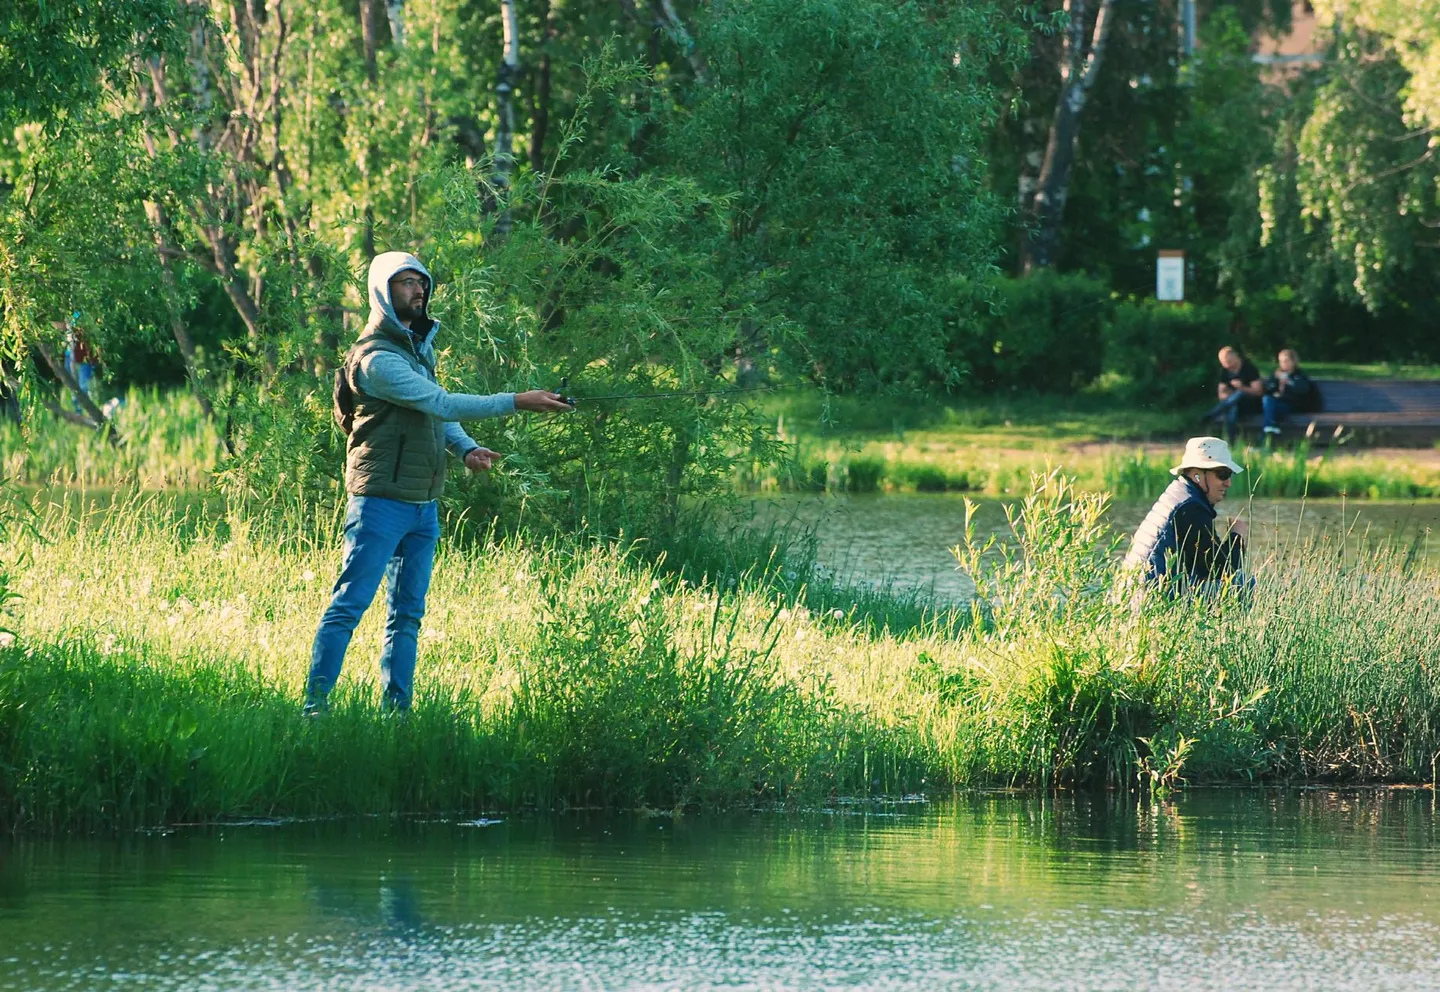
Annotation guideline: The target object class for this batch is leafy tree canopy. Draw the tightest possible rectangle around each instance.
[0,1,182,125]
[1314,0,1440,128]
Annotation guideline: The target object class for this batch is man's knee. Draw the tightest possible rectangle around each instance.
[318,591,370,630]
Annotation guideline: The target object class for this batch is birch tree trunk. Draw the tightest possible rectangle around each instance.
[492,0,520,238]
[135,66,218,421]
[652,0,708,84]
[1022,0,1116,273]
[144,204,218,421]
[385,0,406,48]
[360,0,380,257]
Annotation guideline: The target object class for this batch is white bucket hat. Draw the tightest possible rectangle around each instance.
[1171,436,1244,476]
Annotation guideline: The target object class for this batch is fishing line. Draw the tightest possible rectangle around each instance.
[571,384,789,403]
[542,377,796,407]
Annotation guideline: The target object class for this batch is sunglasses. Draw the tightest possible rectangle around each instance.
[1211,468,1233,481]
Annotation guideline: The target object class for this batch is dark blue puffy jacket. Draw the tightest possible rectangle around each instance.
[1123,476,1244,587]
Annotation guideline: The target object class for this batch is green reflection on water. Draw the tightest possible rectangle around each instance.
[2,792,1440,990]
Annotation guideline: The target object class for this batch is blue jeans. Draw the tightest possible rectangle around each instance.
[1207,390,1260,436]
[1262,394,1291,429]
[67,361,94,412]
[307,495,441,711]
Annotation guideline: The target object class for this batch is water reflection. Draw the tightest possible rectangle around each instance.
[746,494,1440,601]
[2,793,1440,990]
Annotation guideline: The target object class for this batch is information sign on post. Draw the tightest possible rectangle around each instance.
[1156,249,1185,302]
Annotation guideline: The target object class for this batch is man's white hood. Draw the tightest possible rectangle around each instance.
[366,251,438,345]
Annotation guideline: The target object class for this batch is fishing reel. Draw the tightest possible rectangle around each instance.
[552,376,576,408]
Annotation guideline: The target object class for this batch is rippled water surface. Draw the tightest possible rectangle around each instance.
[4,792,1440,990]
[745,494,1440,601]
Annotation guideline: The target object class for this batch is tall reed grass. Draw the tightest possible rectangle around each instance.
[3,475,1440,833]
[741,435,1440,499]
[0,389,222,489]
[5,388,1435,502]
[1101,441,1440,500]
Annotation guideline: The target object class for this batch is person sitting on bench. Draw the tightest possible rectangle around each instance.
[1261,348,1319,435]
[1204,346,1264,439]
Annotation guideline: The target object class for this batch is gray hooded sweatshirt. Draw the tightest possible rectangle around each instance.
[344,251,516,501]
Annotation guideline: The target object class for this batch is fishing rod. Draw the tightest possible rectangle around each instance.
[550,378,786,406]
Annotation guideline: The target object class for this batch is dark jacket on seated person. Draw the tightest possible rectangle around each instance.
[1264,367,1319,412]
[1216,358,1263,414]
[1124,476,1245,588]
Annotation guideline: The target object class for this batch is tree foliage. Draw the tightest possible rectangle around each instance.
[1314,0,1440,130]
[214,53,785,535]
[0,1,182,126]
[9,0,1440,485]
[667,0,1022,391]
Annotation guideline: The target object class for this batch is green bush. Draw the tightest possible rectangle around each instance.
[670,0,1021,392]
[1102,300,1230,406]
[957,271,1112,393]
[842,456,887,493]
[219,59,785,542]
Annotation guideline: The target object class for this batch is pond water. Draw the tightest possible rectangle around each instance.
[746,494,1440,601]
[3,792,1440,990]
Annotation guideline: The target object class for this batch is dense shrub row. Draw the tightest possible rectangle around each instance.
[956,273,1229,401]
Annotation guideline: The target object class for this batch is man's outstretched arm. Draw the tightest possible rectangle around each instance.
[357,352,516,422]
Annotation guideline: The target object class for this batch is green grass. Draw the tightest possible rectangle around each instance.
[741,391,1181,497]
[760,389,1189,442]
[0,388,223,489]
[4,476,1440,833]
[744,431,1440,499]
[745,391,1440,498]
[6,386,1436,504]
[1304,362,1440,380]
[1101,442,1440,500]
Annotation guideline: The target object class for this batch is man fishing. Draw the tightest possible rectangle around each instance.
[305,250,572,714]
[1123,436,1250,596]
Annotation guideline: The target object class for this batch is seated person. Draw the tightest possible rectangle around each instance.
[1204,346,1264,438]
[1123,436,1248,595]
[1261,348,1319,435]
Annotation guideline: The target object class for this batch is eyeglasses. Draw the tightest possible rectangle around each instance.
[1211,468,1233,481]
[392,277,426,289]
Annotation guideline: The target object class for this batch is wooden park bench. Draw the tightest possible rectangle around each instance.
[1249,379,1440,446]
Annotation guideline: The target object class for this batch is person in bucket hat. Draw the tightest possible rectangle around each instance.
[1122,437,1249,593]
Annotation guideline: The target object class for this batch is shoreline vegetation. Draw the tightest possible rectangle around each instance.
[4,387,1440,500]
[5,0,1440,855]
[4,476,1440,834]
[740,392,1440,499]
[747,434,1440,500]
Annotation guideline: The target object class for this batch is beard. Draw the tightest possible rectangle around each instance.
[393,298,424,324]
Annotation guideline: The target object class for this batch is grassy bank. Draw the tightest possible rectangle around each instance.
[745,392,1440,498]
[4,477,1440,833]
[5,386,1439,501]
[0,389,222,489]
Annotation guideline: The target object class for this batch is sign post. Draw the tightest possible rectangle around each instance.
[1156,249,1185,302]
